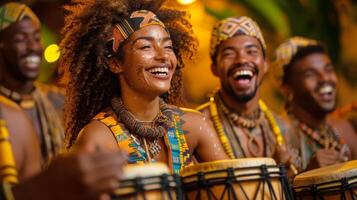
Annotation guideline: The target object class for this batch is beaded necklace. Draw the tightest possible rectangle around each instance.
[0,85,35,109]
[111,97,173,159]
[290,114,343,151]
[209,95,284,159]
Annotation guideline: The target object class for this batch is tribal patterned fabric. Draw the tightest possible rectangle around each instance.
[272,37,319,84]
[210,16,266,58]
[93,109,192,175]
[106,10,166,57]
[0,2,40,32]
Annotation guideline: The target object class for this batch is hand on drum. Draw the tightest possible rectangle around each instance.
[13,145,127,200]
[307,147,347,170]
[273,145,300,178]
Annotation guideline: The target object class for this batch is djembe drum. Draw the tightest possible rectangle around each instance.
[112,163,182,200]
[294,160,357,200]
[181,158,293,200]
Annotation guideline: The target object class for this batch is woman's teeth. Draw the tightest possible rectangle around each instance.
[148,67,169,75]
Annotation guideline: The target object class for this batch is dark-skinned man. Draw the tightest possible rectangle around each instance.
[272,36,357,172]
[0,2,63,166]
[0,95,127,200]
[197,16,299,174]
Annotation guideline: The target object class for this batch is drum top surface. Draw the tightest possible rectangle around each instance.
[123,162,170,179]
[180,158,276,177]
[294,160,357,187]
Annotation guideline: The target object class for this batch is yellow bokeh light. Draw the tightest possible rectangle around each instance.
[44,44,60,63]
[177,0,196,5]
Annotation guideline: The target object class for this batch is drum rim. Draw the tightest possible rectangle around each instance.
[181,158,277,177]
[181,164,284,185]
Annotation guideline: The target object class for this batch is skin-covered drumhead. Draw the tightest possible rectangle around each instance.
[294,160,357,187]
[122,162,170,179]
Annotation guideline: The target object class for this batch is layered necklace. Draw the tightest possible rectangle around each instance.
[217,96,265,157]
[211,94,284,158]
[111,97,173,160]
[290,114,343,151]
[0,85,35,109]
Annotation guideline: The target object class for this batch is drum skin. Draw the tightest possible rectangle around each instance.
[294,160,357,200]
[113,163,180,200]
[181,158,292,200]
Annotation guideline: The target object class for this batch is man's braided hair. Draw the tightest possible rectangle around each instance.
[59,0,197,148]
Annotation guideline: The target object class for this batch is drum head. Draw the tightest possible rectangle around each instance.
[294,160,357,200]
[294,160,357,187]
[113,163,180,200]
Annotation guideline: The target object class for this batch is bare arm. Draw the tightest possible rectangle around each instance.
[331,118,357,160]
[2,101,41,181]
[72,120,118,152]
[182,110,229,162]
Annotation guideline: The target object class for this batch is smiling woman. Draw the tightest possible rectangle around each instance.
[60,0,228,175]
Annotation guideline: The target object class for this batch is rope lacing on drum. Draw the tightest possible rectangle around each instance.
[309,184,318,200]
[174,174,183,200]
[220,167,240,200]
[194,172,218,200]
[134,177,146,200]
[160,174,173,200]
[340,177,357,200]
[253,165,279,200]
[279,165,294,200]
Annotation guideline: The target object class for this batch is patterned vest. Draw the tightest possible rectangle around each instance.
[94,111,192,175]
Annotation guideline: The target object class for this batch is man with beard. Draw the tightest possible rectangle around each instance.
[197,16,298,172]
[0,2,64,165]
[272,37,357,171]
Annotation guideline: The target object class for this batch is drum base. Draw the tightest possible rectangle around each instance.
[294,178,357,200]
[182,164,293,200]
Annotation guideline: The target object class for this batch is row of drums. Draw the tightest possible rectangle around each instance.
[112,158,357,200]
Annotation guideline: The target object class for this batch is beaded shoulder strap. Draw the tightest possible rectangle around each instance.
[258,100,285,146]
[164,109,192,175]
[93,112,146,164]
[208,97,236,159]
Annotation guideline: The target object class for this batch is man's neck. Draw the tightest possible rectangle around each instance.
[289,103,328,129]
[0,71,34,95]
[218,89,260,116]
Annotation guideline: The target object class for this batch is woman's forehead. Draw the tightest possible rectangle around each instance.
[128,25,170,43]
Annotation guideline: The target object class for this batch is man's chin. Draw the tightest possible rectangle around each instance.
[320,104,336,114]
[26,75,39,81]
[232,91,256,103]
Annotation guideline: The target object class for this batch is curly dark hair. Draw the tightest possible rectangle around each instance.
[60,0,197,148]
[283,44,326,85]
